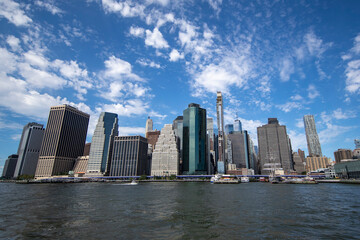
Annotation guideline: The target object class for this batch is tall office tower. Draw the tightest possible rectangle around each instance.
[226,138,232,164]
[151,124,179,176]
[207,117,216,174]
[2,154,18,178]
[83,143,91,156]
[233,119,242,132]
[257,118,294,174]
[248,138,258,174]
[229,131,251,169]
[13,122,45,178]
[87,112,118,176]
[305,156,330,172]
[182,103,207,175]
[109,136,148,176]
[173,116,183,169]
[355,139,360,149]
[145,116,153,138]
[147,130,161,149]
[216,91,226,170]
[298,149,306,163]
[334,149,353,163]
[293,152,306,174]
[225,124,234,135]
[303,115,322,157]
[35,105,89,177]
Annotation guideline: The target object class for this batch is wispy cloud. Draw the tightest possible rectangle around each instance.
[0,0,32,26]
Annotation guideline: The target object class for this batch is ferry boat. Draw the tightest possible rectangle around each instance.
[241,177,250,183]
[210,174,240,184]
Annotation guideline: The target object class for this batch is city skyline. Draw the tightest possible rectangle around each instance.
[1,0,360,171]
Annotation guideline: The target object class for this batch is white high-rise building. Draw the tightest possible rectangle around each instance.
[145,116,153,138]
[303,115,322,157]
[151,124,179,176]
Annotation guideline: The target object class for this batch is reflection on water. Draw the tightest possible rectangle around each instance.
[1,182,360,239]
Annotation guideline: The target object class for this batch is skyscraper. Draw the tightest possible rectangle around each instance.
[2,154,18,178]
[303,115,322,157]
[228,131,250,169]
[334,149,353,163]
[257,118,293,174]
[233,119,242,132]
[216,91,225,172]
[35,105,89,177]
[182,103,207,175]
[14,122,45,178]
[109,136,148,176]
[355,139,360,149]
[87,112,118,176]
[151,124,179,176]
[145,116,153,138]
[225,124,234,135]
[173,116,183,169]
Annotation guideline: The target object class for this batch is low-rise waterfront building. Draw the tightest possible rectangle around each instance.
[306,156,330,173]
[73,156,89,177]
[334,160,360,179]
[334,149,353,163]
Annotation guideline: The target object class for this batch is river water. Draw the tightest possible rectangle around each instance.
[0,182,360,239]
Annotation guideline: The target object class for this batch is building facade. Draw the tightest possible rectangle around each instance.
[334,160,360,179]
[293,152,306,174]
[151,124,179,176]
[334,149,353,163]
[303,115,322,157]
[145,117,153,138]
[87,112,118,176]
[14,122,45,178]
[257,118,293,174]
[233,119,242,132]
[2,154,18,178]
[182,103,207,175]
[109,136,148,176]
[225,124,234,135]
[35,105,89,177]
[306,156,330,173]
[216,92,226,168]
[73,156,89,176]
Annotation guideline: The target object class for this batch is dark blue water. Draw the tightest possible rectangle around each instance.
[1,182,360,239]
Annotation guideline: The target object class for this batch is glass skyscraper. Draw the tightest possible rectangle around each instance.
[303,115,322,157]
[182,103,207,175]
[233,119,242,132]
[225,124,234,135]
[87,112,118,175]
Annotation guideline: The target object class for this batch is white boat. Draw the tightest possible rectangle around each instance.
[210,174,240,184]
[241,177,249,183]
[116,179,138,185]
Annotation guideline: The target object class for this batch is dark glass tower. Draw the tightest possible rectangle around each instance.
[182,103,207,175]
[35,105,89,177]
[87,112,118,176]
[14,122,45,178]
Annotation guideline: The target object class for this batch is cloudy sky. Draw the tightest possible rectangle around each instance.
[0,0,359,170]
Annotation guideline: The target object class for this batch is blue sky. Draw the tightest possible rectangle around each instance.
[0,0,359,171]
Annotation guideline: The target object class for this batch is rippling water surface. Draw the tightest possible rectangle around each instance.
[1,182,360,239]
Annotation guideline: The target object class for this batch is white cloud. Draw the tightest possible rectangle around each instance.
[192,49,252,96]
[11,134,21,141]
[0,120,23,129]
[351,33,360,54]
[276,101,302,113]
[290,94,303,101]
[149,110,167,120]
[333,108,356,120]
[169,49,184,62]
[279,58,294,82]
[207,0,223,16]
[6,35,20,51]
[118,126,145,136]
[101,0,145,17]
[307,84,320,99]
[103,55,143,81]
[288,130,307,151]
[23,50,49,69]
[100,99,149,117]
[145,27,169,49]
[304,30,331,57]
[295,118,304,128]
[318,123,353,144]
[136,58,161,68]
[129,26,145,37]
[35,0,63,15]
[344,59,360,94]
[0,0,32,26]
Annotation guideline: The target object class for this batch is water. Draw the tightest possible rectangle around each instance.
[1,182,360,239]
